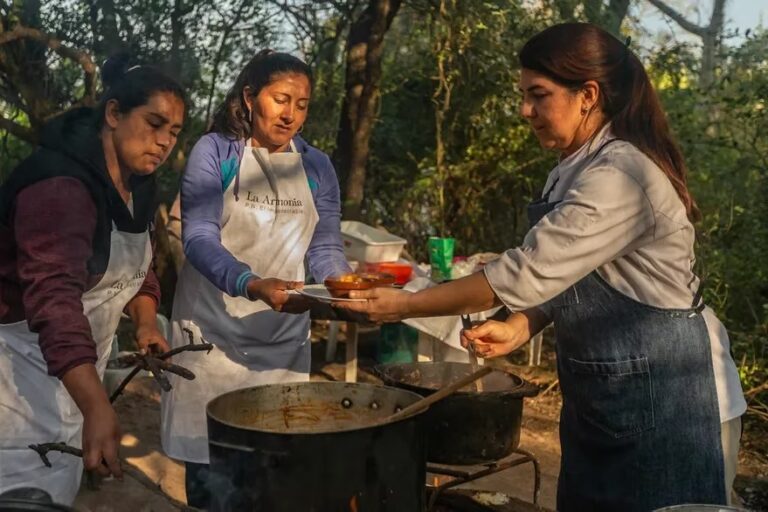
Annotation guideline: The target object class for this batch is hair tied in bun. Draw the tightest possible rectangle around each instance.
[101,52,135,89]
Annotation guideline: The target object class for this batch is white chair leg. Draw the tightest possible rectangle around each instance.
[345,322,358,383]
[529,332,543,366]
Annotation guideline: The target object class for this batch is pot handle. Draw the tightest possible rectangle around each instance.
[517,380,541,398]
[372,365,391,383]
[208,440,256,453]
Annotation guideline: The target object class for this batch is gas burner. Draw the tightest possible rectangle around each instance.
[425,448,541,511]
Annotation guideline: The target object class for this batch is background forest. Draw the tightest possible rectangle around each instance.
[0,0,766,431]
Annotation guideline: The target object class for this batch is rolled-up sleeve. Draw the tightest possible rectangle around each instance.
[181,136,252,297]
[484,166,655,311]
[306,154,351,282]
[14,178,98,378]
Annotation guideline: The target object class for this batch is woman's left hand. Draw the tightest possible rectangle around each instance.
[334,287,410,322]
[135,324,170,355]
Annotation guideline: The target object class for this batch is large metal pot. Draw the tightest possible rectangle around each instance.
[375,362,539,465]
[0,488,75,511]
[206,381,427,512]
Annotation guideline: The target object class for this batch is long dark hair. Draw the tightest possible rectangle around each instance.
[520,23,700,221]
[97,53,188,127]
[209,50,313,139]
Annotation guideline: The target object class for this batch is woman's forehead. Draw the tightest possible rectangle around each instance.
[519,69,555,88]
[263,73,311,95]
[142,91,185,124]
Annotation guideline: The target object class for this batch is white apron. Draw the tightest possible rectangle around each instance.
[161,141,319,463]
[0,225,152,505]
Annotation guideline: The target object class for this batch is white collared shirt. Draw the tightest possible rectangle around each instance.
[484,125,746,421]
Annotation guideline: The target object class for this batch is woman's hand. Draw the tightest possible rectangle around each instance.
[61,364,123,479]
[247,278,303,311]
[81,399,123,479]
[334,287,411,322]
[461,312,533,359]
[126,295,169,355]
[135,324,169,355]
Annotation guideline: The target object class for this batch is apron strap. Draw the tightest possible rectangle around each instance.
[234,166,240,202]
[691,278,706,314]
[541,175,560,202]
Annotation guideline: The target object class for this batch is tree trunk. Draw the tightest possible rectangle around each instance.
[432,0,454,237]
[97,0,123,56]
[700,0,725,90]
[166,194,185,274]
[153,204,181,315]
[153,196,184,285]
[604,0,631,34]
[647,0,727,89]
[203,0,250,128]
[334,0,402,220]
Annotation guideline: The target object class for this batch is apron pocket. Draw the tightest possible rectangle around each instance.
[566,356,654,439]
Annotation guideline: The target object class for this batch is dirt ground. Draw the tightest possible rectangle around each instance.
[71,332,768,512]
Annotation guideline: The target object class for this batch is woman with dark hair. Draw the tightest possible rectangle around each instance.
[339,23,745,511]
[0,56,186,504]
[160,50,349,508]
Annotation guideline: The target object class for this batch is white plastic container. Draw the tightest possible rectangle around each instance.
[340,221,407,263]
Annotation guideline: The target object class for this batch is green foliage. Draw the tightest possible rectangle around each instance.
[359,1,557,259]
[647,30,768,395]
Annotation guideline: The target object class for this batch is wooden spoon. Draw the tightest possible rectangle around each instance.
[383,366,492,424]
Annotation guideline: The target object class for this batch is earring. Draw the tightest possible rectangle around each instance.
[247,108,252,123]
[581,106,589,116]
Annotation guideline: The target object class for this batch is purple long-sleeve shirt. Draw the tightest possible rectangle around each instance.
[0,177,161,378]
[181,133,350,296]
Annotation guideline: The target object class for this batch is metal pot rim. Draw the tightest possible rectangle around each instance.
[374,362,540,398]
[206,381,427,435]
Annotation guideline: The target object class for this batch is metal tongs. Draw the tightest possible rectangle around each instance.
[460,314,478,359]
[460,314,484,392]
[108,342,213,402]
[29,342,213,471]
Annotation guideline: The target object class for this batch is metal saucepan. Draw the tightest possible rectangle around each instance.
[375,362,539,465]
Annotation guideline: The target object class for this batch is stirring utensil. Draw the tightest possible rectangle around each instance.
[461,314,484,392]
[383,366,492,425]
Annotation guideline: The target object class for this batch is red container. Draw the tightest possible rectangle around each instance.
[362,262,413,286]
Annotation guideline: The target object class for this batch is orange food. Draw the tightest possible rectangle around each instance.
[325,273,395,297]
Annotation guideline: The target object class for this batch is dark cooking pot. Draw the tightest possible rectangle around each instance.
[375,362,539,465]
[206,381,427,512]
[0,488,75,511]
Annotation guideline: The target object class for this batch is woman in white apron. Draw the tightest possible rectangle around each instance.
[339,24,746,511]
[160,50,350,508]
[0,58,186,505]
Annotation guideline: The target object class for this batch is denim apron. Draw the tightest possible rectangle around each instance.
[528,141,726,511]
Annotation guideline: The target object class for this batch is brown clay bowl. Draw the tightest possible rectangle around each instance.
[324,273,396,298]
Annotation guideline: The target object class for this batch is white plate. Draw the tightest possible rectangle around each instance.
[297,284,368,302]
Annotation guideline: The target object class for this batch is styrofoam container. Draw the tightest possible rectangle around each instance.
[341,221,407,263]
